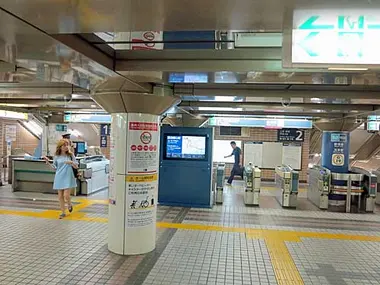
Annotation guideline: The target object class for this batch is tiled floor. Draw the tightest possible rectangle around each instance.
[1,182,380,285]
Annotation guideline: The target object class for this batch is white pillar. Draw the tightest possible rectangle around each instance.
[108,113,160,255]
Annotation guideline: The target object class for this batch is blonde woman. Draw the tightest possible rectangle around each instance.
[44,139,78,219]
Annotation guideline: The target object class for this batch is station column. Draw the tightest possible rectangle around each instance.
[321,131,350,173]
[92,77,180,255]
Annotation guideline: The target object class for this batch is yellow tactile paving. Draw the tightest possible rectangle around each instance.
[2,203,380,285]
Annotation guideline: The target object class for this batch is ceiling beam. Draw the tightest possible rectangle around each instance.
[0,82,88,95]
[187,110,344,118]
[52,34,115,71]
[179,101,377,111]
[174,84,380,100]
[115,49,342,73]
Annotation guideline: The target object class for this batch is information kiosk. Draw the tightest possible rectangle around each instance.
[158,126,213,208]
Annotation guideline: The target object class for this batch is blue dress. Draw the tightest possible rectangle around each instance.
[53,155,78,190]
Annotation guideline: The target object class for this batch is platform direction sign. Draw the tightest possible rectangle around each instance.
[100,124,111,136]
[292,11,380,64]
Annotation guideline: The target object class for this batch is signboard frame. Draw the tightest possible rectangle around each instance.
[282,7,380,69]
[277,128,305,142]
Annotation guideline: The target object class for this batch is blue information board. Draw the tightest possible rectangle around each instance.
[100,124,111,136]
[159,127,213,208]
[321,131,349,173]
[163,31,215,49]
[100,135,107,147]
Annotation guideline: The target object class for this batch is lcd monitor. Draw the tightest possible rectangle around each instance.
[164,134,207,160]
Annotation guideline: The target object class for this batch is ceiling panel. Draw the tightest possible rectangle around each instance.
[0,0,376,33]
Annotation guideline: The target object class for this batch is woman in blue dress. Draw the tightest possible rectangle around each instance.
[44,139,78,219]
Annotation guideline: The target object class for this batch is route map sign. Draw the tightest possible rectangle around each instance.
[292,9,380,65]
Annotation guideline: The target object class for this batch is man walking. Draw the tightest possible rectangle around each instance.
[224,141,243,185]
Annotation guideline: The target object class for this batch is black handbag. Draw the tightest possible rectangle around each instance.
[70,156,79,178]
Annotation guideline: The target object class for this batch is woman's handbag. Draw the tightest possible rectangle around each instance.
[70,156,79,178]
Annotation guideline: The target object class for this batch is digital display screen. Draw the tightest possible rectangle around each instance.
[76,142,87,154]
[168,73,208,83]
[367,121,379,131]
[165,135,207,160]
[330,133,347,143]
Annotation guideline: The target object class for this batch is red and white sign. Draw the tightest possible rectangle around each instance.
[131,31,163,51]
[127,114,160,173]
[140,132,152,144]
[129,122,158,131]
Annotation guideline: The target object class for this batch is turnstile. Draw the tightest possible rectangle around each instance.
[308,166,331,209]
[351,167,377,212]
[275,165,299,208]
[215,163,225,204]
[372,170,380,206]
[244,163,261,206]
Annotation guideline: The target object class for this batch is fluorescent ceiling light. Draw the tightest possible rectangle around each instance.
[198,107,243,111]
[328,67,368,71]
[0,110,28,120]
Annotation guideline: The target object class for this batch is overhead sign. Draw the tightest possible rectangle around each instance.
[64,114,111,123]
[277,129,305,142]
[100,135,108,148]
[208,117,313,129]
[55,124,67,132]
[100,124,111,136]
[292,10,380,64]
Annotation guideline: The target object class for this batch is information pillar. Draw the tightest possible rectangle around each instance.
[108,113,160,255]
[321,131,350,173]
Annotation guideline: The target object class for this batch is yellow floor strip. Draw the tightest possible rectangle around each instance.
[3,208,380,285]
[265,237,304,285]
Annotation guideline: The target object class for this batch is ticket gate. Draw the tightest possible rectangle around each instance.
[372,170,380,206]
[244,163,261,206]
[275,165,299,208]
[308,166,331,209]
[351,167,377,212]
[215,163,225,204]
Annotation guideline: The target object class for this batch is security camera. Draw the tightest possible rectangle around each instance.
[281,98,291,108]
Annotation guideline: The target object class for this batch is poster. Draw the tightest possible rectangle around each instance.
[5,125,17,142]
[127,117,159,173]
[126,173,157,228]
[126,114,159,228]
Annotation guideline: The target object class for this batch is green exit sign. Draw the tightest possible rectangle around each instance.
[56,124,67,132]
[292,10,380,65]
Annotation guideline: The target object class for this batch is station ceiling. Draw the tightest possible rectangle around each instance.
[0,1,380,123]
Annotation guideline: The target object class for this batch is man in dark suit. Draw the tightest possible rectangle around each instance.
[224,141,243,185]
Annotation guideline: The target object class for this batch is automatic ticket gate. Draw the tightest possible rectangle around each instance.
[214,163,225,204]
[372,170,380,206]
[244,163,261,206]
[351,167,377,212]
[275,165,299,208]
[308,166,331,209]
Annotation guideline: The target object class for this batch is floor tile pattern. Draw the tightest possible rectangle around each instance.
[1,182,380,285]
